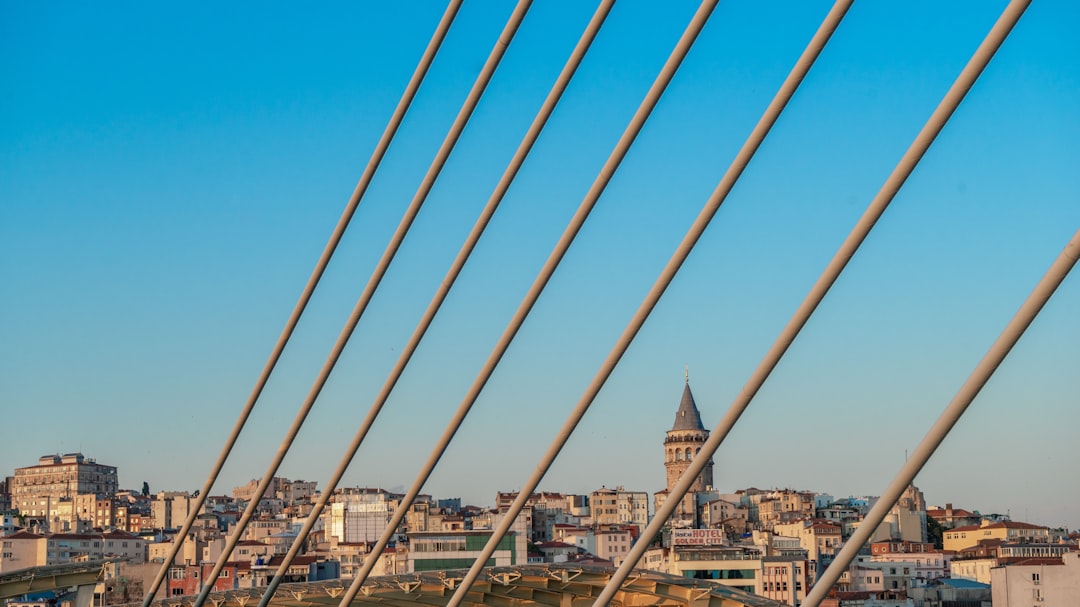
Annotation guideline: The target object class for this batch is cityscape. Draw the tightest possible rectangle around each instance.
[4,2,1078,607]
[2,382,1077,606]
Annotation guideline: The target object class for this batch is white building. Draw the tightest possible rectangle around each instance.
[324,488,401,544]
[1,530,146,572]
[991,552,1080,605]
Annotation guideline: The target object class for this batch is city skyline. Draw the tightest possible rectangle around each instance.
[3,446,1063,531]
[2,0,1078,530]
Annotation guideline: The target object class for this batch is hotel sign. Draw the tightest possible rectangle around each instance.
[672,528,725,546]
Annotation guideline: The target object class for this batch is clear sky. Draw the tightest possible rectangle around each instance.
[2,1,1077,529]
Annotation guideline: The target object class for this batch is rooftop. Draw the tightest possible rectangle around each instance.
[671,382,706,432]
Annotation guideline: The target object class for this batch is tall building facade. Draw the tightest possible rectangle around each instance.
[12,453,118,517]
[324,488,402,543]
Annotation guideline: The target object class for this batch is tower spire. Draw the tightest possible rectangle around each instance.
[671,380,705,432]
[685,365,689,383]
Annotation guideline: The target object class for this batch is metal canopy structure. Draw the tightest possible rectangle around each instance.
[0,559,112,599]
[131,565,779,607]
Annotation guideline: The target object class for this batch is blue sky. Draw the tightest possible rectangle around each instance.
[2,1,1078,529]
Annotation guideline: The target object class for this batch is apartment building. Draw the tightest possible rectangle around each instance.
[12,454,118,519]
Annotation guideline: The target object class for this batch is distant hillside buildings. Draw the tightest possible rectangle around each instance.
[2,382,1078,607]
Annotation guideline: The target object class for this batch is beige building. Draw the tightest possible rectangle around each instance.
[757,491,815,530]
[944,520,1050,552]
[276,480,317,506]
[150,492,200,530]
[12,454,118,521]
[325,540,366,579]
[759,556,812,606]
[149,534,203,566]
[243,518,289,542]
[951,557,998,584]
[0,530,146,572]
[1,531,45,572]
[233,539,272,562]
[704,498,748,537]
[589,487,649,531]
[990,552,1080,605]
[592,526,634,567]
[773,519,842,563]
[233,478,284,503]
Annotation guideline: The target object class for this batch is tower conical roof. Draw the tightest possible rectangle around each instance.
[671,382,705,431]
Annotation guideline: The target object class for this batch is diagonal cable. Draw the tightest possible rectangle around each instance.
[140,2,463,604]
[251,3,615,607]
[599,1,1033,605]
[336,2,722,606]
[187,3,534,607]
[436,1,853,605]
[803,228,1078,604]
[443,1,734,606]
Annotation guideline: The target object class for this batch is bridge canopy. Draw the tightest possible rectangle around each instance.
[0,559,112,599]
[135,565,780,607]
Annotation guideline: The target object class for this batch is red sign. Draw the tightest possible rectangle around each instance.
[673,528,725,546]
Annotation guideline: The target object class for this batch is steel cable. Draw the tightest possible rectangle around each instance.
[803,228,1077,603]
[252,3,615,606]
[603,1,1032,605]
[187,3,534,607]
[438,1,727,606]
[141,2,462,604]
